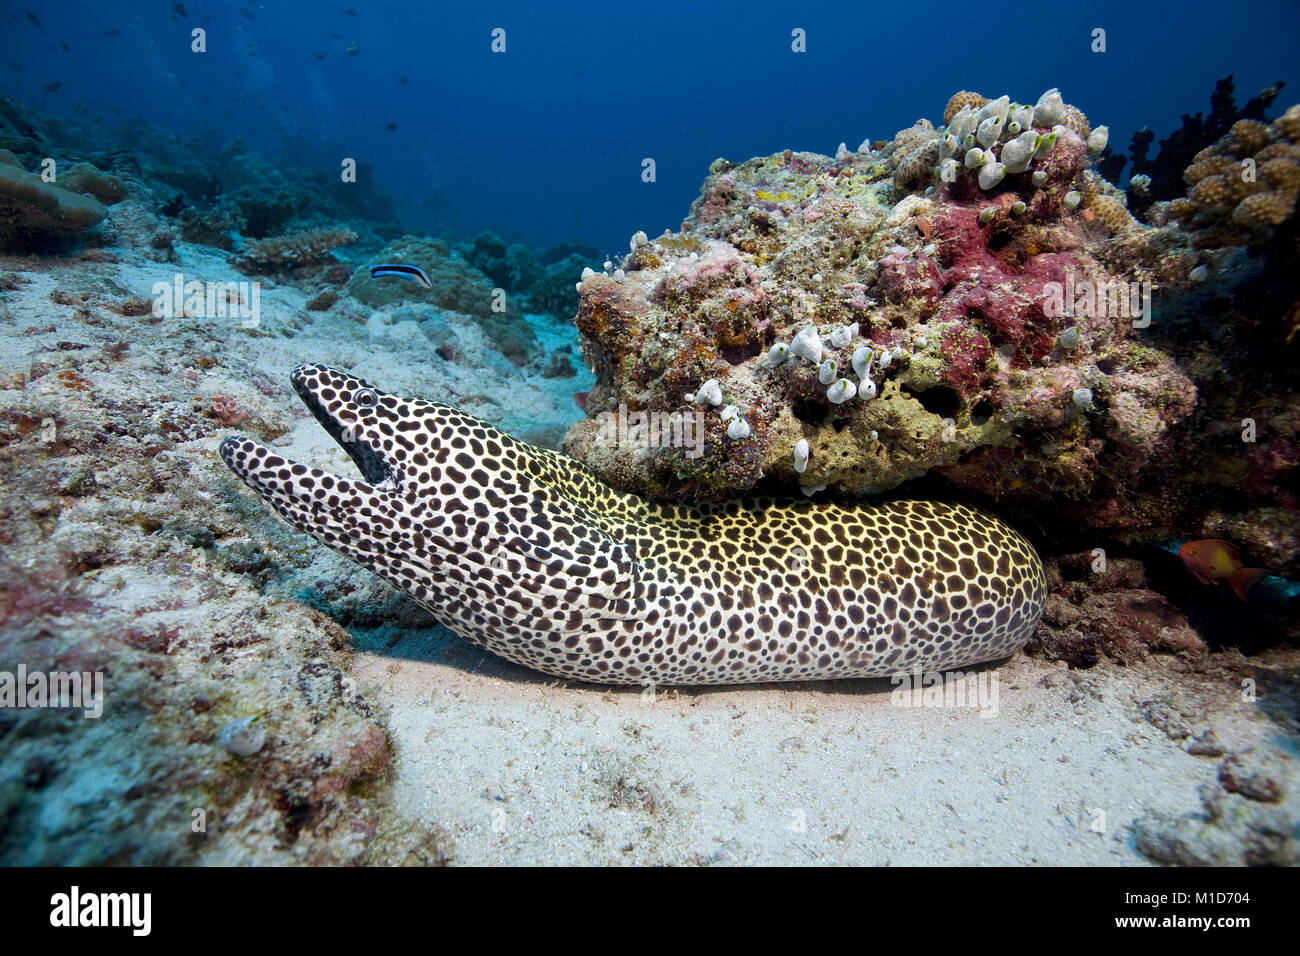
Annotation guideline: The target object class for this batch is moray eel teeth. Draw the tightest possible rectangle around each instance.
[221,363,1047,686]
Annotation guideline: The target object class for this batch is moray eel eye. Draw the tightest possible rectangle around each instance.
[355,388,378,408]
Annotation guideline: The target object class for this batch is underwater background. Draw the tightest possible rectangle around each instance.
[0,0,1298,866]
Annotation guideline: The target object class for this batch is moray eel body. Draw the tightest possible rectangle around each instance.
[220,364,1046,686]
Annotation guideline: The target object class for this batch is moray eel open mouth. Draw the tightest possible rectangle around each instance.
[221,363,1047,686]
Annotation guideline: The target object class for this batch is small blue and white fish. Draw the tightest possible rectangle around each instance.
[369,263,432,288]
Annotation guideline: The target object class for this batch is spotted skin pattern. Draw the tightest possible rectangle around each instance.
[220,364,1047,686]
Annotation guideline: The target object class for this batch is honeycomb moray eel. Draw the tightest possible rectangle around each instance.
[220,364,1047,686]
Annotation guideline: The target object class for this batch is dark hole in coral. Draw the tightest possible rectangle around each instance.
[831,418,850,432]
[971,399,993,426]
[904,385,961,419]
[792,399,828,425]
[720,340,762,366]
[987,230,1013,251]
[1096,357,1119,374]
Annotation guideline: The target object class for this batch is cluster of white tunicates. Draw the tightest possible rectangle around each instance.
[937,90,1069,193]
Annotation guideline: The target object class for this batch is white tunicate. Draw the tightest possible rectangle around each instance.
[575,282,583,292]
[828,324,853,348]
[693,378,723,406]
[790,325,823,364]
[818,359,837,385]
[922,243,937,257]
[978,162,1007,190]
[1088,125,1109,153]
[949,105,975,141]
[827,378,857,404]
[1010,200,1027,216]
[1032,170,1048,187]
[939,158,961,182]
[851,346,874,380]
[868,430,879,442]
[720,404,739,422]
[218,715,265,757]
[800,483,827,496]
[766,342,790,366]
[878,347,895,370]
[1011,105,1035,130]
[1189,265,1209,282]
[964,147,985,169]
[961,133,976,151]
[1057,326,1081,349]
[630,230,649,251]
[614,269,625,280]
[580,267,595,280]
[1064,190,1082,209]
[1130,174,1152,193]
[1006,121,1021,137]
[940,132,960,160]
[1033,131,1058,159]
[1033,88,1066,127]
[1072,387,1094,409]
[976,116,1004,149]
[859,377,877,401]
[726,417,751,439]
[976,94,1010,126]
[811,272,823,282]
[603,260,613,271]
[1000,130,1040,174]
[793,438,810,473]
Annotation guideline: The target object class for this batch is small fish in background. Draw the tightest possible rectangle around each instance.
[329,32,342,39]
[25,9,42,30]
[171,1,189,19]
[102,27,119,37]
[1178,539,1269,600]
[385,121,398,131]
[44,80,60,93]
[344,7,358,15]
[314,54,326,61]
[240,7,254,19]
[370,264,432,288]
[345,42,362,56]
[59,41,69,53]
[398,76,410,85]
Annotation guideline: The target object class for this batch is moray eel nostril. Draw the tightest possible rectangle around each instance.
[221,364,1047,686]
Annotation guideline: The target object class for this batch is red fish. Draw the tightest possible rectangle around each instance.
[1178,539,1268,600]
[573,391,588,411]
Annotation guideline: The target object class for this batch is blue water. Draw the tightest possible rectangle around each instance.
[2,0,1297,253]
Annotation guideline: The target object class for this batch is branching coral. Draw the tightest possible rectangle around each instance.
[1164,103,1300,246]
[234,226,357,272]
